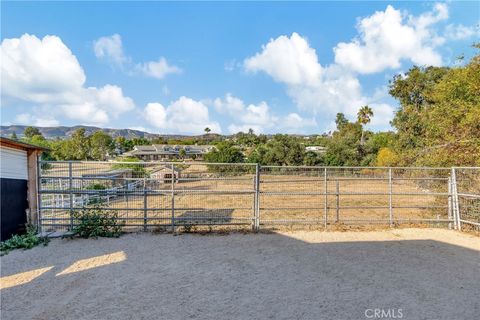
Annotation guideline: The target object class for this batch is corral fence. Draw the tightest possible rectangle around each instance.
[37,161,480,233]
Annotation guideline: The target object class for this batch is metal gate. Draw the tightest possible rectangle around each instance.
[37,161,479,233]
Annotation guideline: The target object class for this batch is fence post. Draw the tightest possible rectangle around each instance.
[451,168,461,231]
[388,168,393,227]
[447,177,452,230]
[171,164,176,234]
[324,167,328,229]
[68,161,74,231]
[253,164,260,231]
[37,157,42,234]
[143,178,147,232]
[335,180,339,223]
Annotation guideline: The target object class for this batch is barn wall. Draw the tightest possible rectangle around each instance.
[0,146,28,180]
[0,146,29,240]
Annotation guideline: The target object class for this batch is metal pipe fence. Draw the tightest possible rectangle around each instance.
[37,161,480,233]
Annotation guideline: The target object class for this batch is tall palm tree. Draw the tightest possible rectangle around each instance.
[357,105,373,145]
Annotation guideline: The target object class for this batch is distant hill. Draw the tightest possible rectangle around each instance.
[0,125,193,140]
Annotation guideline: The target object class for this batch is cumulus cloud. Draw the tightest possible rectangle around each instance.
[244,32,322,86]
[444,23,479,40]
[93,34,128,66]
[243,33,372,120]
[242,3,451,130]
[214,94,316,134]
[213,93,245,116]
[15,113,60,127]
[144,96,221,134]
[136,57,182,79]
[368,103,395,128]
[1,34,86,103]
[0,34,135,126]
[93,34,181,79]
[334,3,448,74]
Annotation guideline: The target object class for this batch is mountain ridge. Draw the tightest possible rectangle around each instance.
[0,125,194,139]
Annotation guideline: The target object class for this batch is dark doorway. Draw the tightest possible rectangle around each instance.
[1,178,28,241]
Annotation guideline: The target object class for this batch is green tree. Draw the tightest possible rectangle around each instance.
[24,127,41,138]
[389,65,449,163]
[204,142,244,163]
[376,148,399,166]
[204,127,211,134]
[90,131,114,160]
[389,47,479,166]
[357,105,373,145]
[323,122,363,166]
[179,148,186,159]
[248,135,305,166]
[9,132,17,140]
[303,151,323,166]
[335,113,349,130]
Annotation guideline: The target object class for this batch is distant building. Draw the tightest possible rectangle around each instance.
[305,146,327,154]
[122,144,215,161]
[151,166,181,184]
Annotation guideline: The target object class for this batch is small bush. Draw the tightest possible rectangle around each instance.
[86,183,107,190]
[0,226,49,255]
[72,205,124,238]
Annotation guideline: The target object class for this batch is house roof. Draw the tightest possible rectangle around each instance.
[0,137,49,152]
[124,144,215,156]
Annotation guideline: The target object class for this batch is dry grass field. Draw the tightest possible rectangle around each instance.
[1,229,479,320]
[38,162,452,231]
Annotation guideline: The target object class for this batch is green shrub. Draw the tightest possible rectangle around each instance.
[72,205,124,238]
[86,183,107,190]
[0,226,49,255]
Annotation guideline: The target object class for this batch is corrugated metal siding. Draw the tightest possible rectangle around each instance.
[0,146,28,180]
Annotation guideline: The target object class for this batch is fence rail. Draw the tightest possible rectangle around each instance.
[37,161,480,233]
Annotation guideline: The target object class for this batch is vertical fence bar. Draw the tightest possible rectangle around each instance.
[388,168,393,226]
[451,168,461,231]
[37,157,42,233]
[324,167,328,228]
[447,177,452,230]
[253,164,260,231]
[335,180,339,223]
[450,168,458,230]
[143,178,147,232]
[68,161,74,230]
[171,164,176,234]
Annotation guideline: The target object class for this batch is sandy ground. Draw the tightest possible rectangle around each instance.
[1,229,479,320]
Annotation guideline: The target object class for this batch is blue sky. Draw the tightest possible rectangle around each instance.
[1,1,478,135]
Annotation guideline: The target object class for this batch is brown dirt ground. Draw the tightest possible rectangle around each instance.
[1,228,479,320]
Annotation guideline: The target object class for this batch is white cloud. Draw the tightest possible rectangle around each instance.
[281,113,317,129]
[1,34,86,103]
[333,4,448,74]
[1,34,135,126]
[93,34,181,79]
[144,97,221,135]
[367,103,395,129]
[136,57,182,79]
[243,33,369,120]
[214,93,247,116]
[214,94,316,134]
[14,113,60,127]
[93,34,128,66]
[242,4,449,130]
[444,23,478,40]
[244,32,322,86]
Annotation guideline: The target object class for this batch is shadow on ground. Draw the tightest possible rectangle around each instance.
[1,230,479,320]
